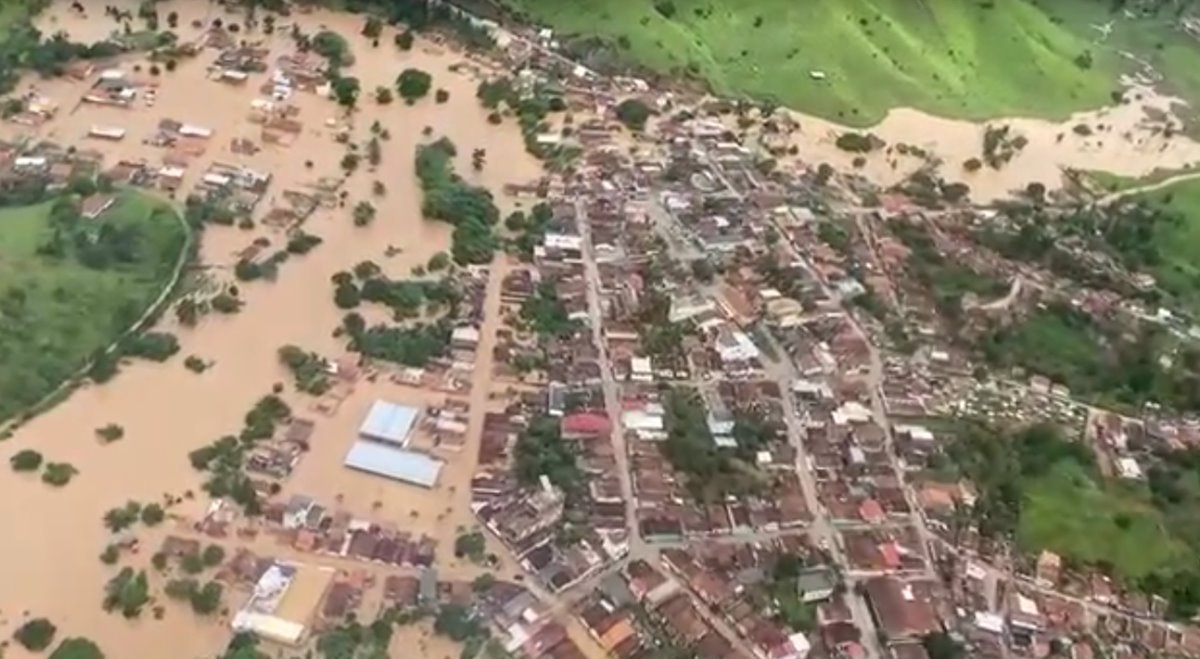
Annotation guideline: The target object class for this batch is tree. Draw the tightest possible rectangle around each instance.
[472,572,496,593]
[14,617,57,651]
[435,88,449,104]
[654,0,677,18]
[455,531,487,562]
[175,298,200,326]
[102,568,150,618]
[434,604,483,642]
[691,259,715,283]
[615,98,652,131]
[140,503,165,526]
[311,30,351,68]
[49,638,105,659]
[353,201,377,227]
[190,581,223,615]
[104,501,142,532]
[335,283,362,309]
[341,153,360,174]
[181,551,205,575]
[427,252,451,271]
[374,86,393,104]
[331,75,360,108]
[202,544,226,567]
[396,68,432,103]
[361,16,383,39]
[922,632,965,659]
[42,463,76,486]
[394,30,414,51]
[10,449,43,472]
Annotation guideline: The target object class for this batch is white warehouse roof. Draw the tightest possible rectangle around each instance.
[358,400,421,446]
[344,440,443,488]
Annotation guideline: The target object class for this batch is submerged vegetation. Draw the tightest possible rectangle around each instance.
[414,137,500,265]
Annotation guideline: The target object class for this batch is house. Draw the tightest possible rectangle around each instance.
[81,193,116,219]
[1035,551,1061,588]
[796,568,838,603]
[561,412,612,439]
[283,495,314,529]
[862,577,940,640]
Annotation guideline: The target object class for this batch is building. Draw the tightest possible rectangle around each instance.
[863,577,940,641]
[796,568,838,603]
[344,400,443,488]
[231,561,334,646]
[81,193,116,219]
[343,440,444,489]
[358,400,422,446]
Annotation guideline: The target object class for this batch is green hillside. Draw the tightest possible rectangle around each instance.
[501,0,1200,125]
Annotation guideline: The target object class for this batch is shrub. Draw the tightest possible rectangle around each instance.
[11,449,43,472]
[49,638,105,659]
[95,424,124,443]
[435,88,449,103]
[42,463,77,487]
[211,292,242,314]
[396,68,433,103]
[190,581,223,615]
[835,132,877,153]
[181,552,205,575]
[14,617,57,651]
[140,503,165,526]
[202,544,226,567]
[99,545,120,565]
[394,30,414,51]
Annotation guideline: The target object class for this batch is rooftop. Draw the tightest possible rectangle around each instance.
[358,400,421,446]
[344,440,444,488]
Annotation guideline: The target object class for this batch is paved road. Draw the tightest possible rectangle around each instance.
[574,197,760,658]
[761,333,884,659]
[576,198,642,560]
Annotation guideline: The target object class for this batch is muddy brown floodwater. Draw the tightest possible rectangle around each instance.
[0,1,541,656]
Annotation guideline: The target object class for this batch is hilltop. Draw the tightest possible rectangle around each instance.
[499,0,1200,126]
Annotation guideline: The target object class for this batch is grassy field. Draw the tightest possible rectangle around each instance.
[502,0,1200,125]
[984,304,1107,387]
[1018,461,1186,579]
[0,192,185,423]
[1132,179,1200,307]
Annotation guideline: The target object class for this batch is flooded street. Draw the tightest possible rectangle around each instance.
[0,1,540,656]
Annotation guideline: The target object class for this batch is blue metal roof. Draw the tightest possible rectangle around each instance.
[358,400,420,445]
[343,440,443,488]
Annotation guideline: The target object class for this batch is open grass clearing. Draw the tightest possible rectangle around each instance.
[0,191,186,423]
[1018,461,1186,580]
